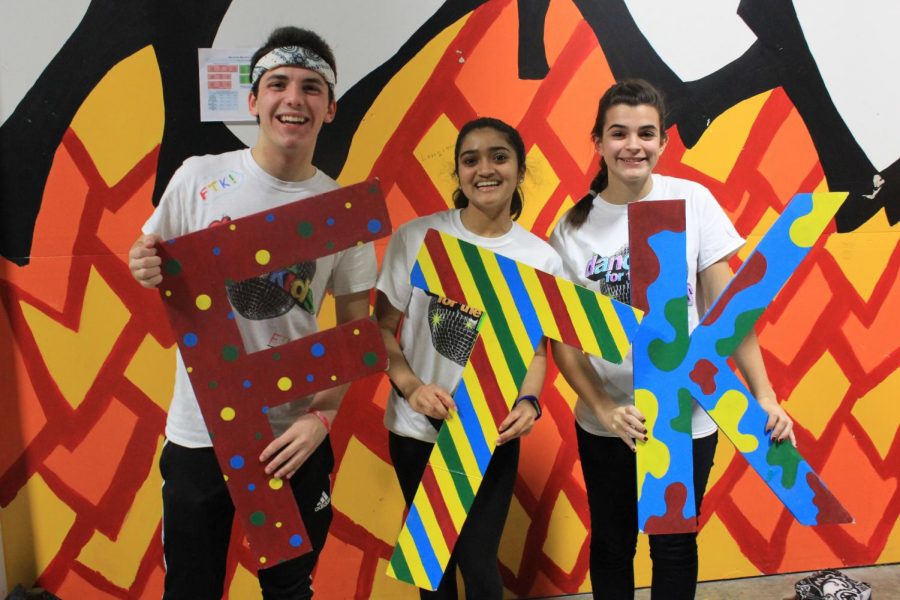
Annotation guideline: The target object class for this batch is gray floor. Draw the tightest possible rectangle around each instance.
[544,563,898,599]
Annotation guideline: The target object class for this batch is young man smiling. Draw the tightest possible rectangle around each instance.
[128,27,373,599]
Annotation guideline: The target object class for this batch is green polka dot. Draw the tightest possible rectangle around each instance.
[297,221,314,238]
[250,511,266,526]
[224,278,235,286]
[325,241,335,250]
[164,259,182,275]
[222,345,239,362]
[363,352,378,367]
[254,432,262,440]
[272,352,281,361]
[208,381,218,389]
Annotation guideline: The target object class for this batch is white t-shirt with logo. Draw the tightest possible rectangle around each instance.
[549,174,744,438]
[377,209,563,443]
[144,148,376,447]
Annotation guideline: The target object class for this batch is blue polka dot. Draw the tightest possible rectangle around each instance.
[266,214,275,222]
[367,219,382,234]
[166,239,176,245]
[326,217,335,226]
[212,247,221,256]
[243,379,252,389]
[183,333,198,347]
[227,311,235,320]
[306,374,314,382]
[262,406,269,414]
[248,483,256,491]
[289,534,303,548]
[230,455,245,469]
[311,343,325,357]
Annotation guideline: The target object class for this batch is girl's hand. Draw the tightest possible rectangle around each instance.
[408,383,457,420]
[259,413,329,480]
[496,400,537,445]
[594,404,647,451]
[758,396,796,446]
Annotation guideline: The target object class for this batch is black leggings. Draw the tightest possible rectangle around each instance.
[160,439,334,600]
[389,432,519,600]
[576,424,718,600]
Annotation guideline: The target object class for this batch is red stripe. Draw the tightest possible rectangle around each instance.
[536,271,580,348]
[422,230,468,303]
[420,465,462,547]
[466,339,512,428]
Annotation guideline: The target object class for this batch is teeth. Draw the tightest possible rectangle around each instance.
[475,181,500,188]
[278,115,308,124]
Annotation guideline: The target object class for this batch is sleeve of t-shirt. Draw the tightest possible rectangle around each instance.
[375,223,416,313]
[331,242,377,296]
[548,218,582,282]
[142,164,190,240]
[695,185,745,272]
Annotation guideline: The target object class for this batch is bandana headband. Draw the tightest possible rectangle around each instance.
[251,46,336,88]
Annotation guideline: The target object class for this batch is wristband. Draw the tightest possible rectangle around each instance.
[514,394,542,420]
[309,410,331,433]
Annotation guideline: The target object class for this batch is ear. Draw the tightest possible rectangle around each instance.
[593,135,604,160]
[659,132,668,156]
[324,99,337,124]
[248,91,259,118]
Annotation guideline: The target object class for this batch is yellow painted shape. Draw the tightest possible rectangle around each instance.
[411,494,451,568]
[877,512,900,563]
[708,390,759,453]
[227,563,262,600]
[1,473,77,588]
[541,490,587,574]
[697,514,763,581]
[460,363,504,451]
[681,92,771,183]
[414,242,445,298]
[124,334,176,412]
[852,367,900,460]
[553,370,578,411]
[783,351,849,439]
[498,495,531,575]
[634,533,652,588]
[635,389,670,495]
[546,194,575,239]
[77,437,164,588]
[430,453,468,532]
[414,113,459,207]
[789,192,847,247]
[373,558,421,599]
[825,208,900,301]
[706,433,737,490]
[518,143,561,232]
[339,19,466,184]
[519,264,561,341]
[395,526,432,589]
[479,248,536,362]
[70,46,163,187]
[737,206,780,262]
[20,266,129,408]
[332,437,407,544]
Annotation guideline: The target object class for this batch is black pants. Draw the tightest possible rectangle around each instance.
[576,424,718,600]
[389,432,519,600]
[159,439,334,600]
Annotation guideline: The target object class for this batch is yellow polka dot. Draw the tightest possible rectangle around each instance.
[277,377,292,391]
[255,249,271,265]
[330,375,337,382]
[229,224,237,231]
[195,294,212,310]
[356,240,364,246]
[353,328,360,336]
[344,202,352,209]
[164,290,172,297]
[275,522,283,528]
[187,367,193,373]
[259,557,267,565]
[269,478,284,490]
[223,475,229,482]
[220,407,236,421]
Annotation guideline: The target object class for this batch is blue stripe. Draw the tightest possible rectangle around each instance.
[612,299,641,340]
[494,253,543,347]
[406,505,442,589]
[452,379,493,474]
[411,260,429,293]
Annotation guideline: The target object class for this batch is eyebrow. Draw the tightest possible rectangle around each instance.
[459,145,513,156]
[264,72,326,86]
[606,123,658,131]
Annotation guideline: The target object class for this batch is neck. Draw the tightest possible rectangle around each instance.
[602,175,653,205]
[251,142,316,182]
[459,206,513,237]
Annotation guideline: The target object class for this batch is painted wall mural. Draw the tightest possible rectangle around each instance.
[1,1,897,598]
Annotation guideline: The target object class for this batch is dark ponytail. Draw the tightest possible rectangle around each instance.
[567,160,608,228]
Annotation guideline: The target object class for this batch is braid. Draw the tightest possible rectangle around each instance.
[567,160,608,228]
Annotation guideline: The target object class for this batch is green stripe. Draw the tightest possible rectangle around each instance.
[574,285,623,363]
[390,544,414,584]
[436,433,475,508]
[457,241,527,385]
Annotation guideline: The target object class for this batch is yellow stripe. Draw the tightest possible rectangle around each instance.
[461,361,503,449]
[478,247,534,362]
[415,242,444,297]
[444,414,484,481]
[396,526,431,589]
[596,295,632,358]
[557,279,602,356]
[431,451,467,531]
[519,265,561,341]
[411,494,451,568]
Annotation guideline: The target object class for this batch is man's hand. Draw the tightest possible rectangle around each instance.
[259,413,328,480]
[129,234,163,288]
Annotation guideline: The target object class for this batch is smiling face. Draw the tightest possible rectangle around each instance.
[249,65,336,160]
[455,127,524,219]
[595,103,667,199]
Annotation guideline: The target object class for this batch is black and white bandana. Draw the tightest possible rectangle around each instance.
[251,46,336,88]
